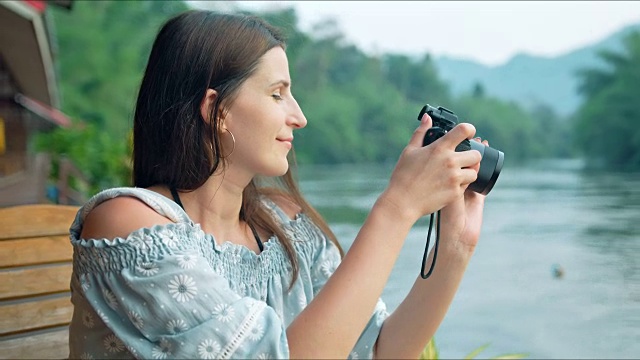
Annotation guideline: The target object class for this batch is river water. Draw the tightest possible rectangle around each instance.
[297,159,640,359]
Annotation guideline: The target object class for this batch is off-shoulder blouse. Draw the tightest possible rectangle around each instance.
[67,187,387,359]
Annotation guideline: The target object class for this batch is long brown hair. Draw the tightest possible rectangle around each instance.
[132,10,342,288]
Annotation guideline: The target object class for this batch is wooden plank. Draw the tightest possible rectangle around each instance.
[0,235,72,268]
[0,295,72,336]
[0,153,51,207]
[0,172,42,207]
[0,264,72,300]
[0,327,69,359]
[0,204,78,240]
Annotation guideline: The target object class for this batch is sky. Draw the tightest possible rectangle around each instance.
[190,1,640,66]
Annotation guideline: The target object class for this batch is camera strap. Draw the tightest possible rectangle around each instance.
[420,210,441,279]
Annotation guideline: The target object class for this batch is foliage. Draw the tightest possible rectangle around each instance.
[50,0,189,137]
[420,337,528,360]
[381,53,451,106]
[454,94,573,161]
[573,31,640,170]
[38,1,580,197]
[32,122,131,196]
[38,1,188,195]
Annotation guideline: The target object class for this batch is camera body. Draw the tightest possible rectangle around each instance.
[418,104,504,195]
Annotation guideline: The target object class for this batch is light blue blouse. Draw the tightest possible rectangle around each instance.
[68,187,387,359]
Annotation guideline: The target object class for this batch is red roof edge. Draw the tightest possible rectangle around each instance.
[22,0,47,13]
[14,93,72,127]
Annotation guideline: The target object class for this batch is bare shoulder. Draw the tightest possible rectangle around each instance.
[265,191,302,221]
[80,196,172,240]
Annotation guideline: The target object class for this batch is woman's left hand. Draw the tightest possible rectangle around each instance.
[438,138,488,250]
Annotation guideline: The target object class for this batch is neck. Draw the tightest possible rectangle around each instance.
[177,167,253,243]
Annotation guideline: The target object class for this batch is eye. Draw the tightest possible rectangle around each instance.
[271,93,283,101]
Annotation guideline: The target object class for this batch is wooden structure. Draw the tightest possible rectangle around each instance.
[0,204,78,359]
[0,0,74,207]
[0,3,80,359]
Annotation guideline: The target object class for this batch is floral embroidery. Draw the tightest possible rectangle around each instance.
[80,274,90,291]
[197,339,221,359]
[159,228,179,248]
[130,234,155,250]
[168,274,197,302]
[103,334,124,353]
[177,254,197,269]
[102,289,118,310]
[79,353,93,360]
[68,189,386,359]
[128,311,144,330]
[166,319,188,334]
[297,291,307,309]
[151,338,172,359]
[211,303,235,323]
[126,345,138,357]
[247,322,265,341]
[82,310,94,328]
[320,257,338,278]
[137,261,159,276]
[96,309,109,324]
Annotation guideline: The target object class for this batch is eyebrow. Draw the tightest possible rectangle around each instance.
[268,80,290,88]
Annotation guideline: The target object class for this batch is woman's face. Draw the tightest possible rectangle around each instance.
[223,47,307,178]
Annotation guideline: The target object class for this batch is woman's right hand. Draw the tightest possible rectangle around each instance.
[378,113,482,223]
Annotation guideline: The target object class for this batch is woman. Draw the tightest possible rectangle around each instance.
[68,10,486,359]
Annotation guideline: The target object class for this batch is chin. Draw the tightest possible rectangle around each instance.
[260,161,290,178]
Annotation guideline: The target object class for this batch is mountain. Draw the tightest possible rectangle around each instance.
[433,22,640,117]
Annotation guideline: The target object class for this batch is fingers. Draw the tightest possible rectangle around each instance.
[439,123,476,149]
[472,137,489,147]
[459,167,479,186]
[457,147,482,168]
[408,113,433,147]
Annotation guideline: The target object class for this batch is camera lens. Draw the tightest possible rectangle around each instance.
[468,141,504,195]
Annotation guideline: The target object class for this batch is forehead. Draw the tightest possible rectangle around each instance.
[250,47,290,83]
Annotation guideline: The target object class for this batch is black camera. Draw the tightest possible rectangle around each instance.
[418,104,504,195]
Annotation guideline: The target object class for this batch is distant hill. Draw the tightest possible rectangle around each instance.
[433,22,640,117]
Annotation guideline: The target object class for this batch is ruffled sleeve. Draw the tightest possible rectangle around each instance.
[70,224,289,359]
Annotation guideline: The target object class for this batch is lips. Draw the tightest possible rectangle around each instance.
[277,136,293,149]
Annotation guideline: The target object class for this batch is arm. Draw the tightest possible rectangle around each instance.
[375,187,486,359]
[286,116,483,358]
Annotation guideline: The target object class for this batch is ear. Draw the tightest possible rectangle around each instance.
[200,88,219,125]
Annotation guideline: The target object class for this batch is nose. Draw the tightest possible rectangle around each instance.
[287,96,307,129]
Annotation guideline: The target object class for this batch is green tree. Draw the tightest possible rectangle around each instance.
[454,95,542,161]
[33,122,130,196]
[529,104,574,158]
[39,2,563,198]
[381,53,451,105]
[38,1,189,196]
[50,0,188,137]
[574,31,640,170]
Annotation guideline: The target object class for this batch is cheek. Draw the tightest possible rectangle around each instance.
[226,103,283,154]
[231,125,273,162]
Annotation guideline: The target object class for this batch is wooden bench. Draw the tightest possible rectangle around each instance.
[0,204,78,359]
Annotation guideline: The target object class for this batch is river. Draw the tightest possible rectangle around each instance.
[297,159,640,359]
